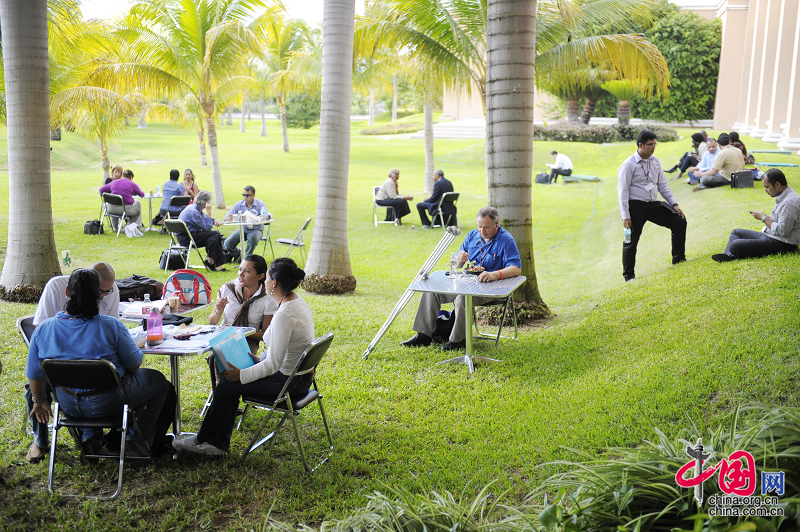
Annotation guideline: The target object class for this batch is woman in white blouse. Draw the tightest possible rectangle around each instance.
[175,257,315,455]
[375,168,413,225]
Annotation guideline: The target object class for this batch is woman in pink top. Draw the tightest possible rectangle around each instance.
[98,169,145,229]
[184,169,199,202]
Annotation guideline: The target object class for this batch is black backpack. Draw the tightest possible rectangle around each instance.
[84,220,104,235]
[159,249,188,271]
[116,275,164,301]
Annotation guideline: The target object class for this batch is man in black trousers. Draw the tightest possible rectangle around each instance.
[618,129,688,281]
[417,169,454,228]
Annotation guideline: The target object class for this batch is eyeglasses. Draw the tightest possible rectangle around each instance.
[99,288,113,294]
[242,194,253,197]
[644,142,657,147]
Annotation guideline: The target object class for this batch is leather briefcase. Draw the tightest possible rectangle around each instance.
[731,170,754,189]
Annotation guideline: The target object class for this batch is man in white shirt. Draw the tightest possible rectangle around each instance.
[25,262,120,463]
[686,137,719,185]
[618,130,687,282]
[546,150,573,184]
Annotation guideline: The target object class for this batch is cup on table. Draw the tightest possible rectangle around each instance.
[233,213,240,222]
[168,296,180,312]
[149,190,154,196]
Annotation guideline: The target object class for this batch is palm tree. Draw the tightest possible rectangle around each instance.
[0,0,62,297]
[602,79,642,125]
[112,0,265,208]
[485,0,542,307]
[251,6,309,152]
[303,0,357,295]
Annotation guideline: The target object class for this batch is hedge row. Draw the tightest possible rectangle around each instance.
[533,124,679,144]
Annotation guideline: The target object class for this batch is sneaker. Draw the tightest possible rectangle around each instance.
[625,277,637,282]
[172,434,198,452]
[692,185,707,192]
[26,442,48,464]
[180,439,227,456]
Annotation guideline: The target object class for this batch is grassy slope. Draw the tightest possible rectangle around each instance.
[0,118,798,530]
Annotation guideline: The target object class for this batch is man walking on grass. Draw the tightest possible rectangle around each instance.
[618,129,687,282]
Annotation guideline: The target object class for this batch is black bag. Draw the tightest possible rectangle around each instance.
[731,170,754,189]
[152,212,166,226]
[432,310,454,343]
[535,172,549,184]
[159,249,187,270]
[84,220,104,235]
[116,275,164,302]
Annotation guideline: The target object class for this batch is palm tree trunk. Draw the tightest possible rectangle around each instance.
[617,100,631,126]
[580,98,598,125]
[485,0,544,308]
[226,107,232,126]
[197,127,207,166]
[368,88,375,126]
[138,109,147,128]
[205,114,226,208]
[423,89,435,195]
[303,0,356,294]
[260,98,267,137]
[392,74,398,121]
[246,95,251,121]
[101,141,110,184]
[279,99,289,153]
[0,0,61,298]
[240,91,248,133]
[566,98,580,123]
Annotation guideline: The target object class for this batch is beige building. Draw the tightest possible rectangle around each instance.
[677,0,800,151]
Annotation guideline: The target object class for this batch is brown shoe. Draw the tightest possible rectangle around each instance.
[26,442,48,464]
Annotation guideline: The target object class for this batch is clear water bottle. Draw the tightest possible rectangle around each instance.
[449,252,458,276]
[155,184,160,195]
[142,293,152,315]
[624,228,632,244]
[261,208,267,221]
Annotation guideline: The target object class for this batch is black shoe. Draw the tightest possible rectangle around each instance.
[421,224,432,229]
[80,437,103,464]
[400,333,432,347]
[441,339,466,351]
[712,253,735,262]
[665,165,678,173]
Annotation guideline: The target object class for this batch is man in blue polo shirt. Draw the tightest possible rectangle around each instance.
[401,206,522,351]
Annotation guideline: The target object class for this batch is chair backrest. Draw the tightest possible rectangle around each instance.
[17,315,36,346]
[295,332,334,376]
[41,359,124,399]
[164,219,190,236]
[440,191,459,205]
[169,195,192,209]
[102,193,125,207]
[292,217,312,244]
[373,186,380,202]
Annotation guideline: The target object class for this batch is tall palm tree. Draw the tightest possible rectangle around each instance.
[303,0,357,295]
[112,0,265,208]
[251,6,309,152]
[485,0,540,306]
[0,0,62,297]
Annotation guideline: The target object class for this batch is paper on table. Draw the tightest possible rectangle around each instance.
[148,337,210,350]
[123,299,168,318]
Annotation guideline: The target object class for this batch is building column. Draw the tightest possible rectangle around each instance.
[750,0,782,138]
[777,0,800,152]
[762,0,798,142]
[740,0,769,134]
[720,0,756,131]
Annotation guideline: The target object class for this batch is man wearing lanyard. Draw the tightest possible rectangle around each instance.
[401,206,522,351]
[618,129,688,282]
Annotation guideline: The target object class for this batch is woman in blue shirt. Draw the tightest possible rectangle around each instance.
[27,269,174,457]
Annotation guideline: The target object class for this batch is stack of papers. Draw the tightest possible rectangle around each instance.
[122,299,169,319]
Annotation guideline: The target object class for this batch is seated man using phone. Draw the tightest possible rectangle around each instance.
[712,169,800,261]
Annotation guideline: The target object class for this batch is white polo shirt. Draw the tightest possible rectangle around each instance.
[33,276,121,326]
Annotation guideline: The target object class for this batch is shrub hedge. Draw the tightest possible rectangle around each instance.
[533,123,679,144]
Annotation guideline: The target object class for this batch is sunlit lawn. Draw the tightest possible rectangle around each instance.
[0,116,799,530]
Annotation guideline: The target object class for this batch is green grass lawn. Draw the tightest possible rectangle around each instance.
[0,118,799,530]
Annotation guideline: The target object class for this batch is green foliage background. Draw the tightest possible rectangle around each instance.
[594,8,722,122]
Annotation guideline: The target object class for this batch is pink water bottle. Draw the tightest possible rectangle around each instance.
[146,308,164,346]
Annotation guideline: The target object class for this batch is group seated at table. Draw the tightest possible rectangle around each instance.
[173,258,314,456]
[155,169,189,225]
[26,269,175,460]
[177,190,233,271]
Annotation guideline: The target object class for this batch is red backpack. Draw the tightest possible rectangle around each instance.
[163,269,212,306]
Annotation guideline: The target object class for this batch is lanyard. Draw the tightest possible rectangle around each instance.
[638,158,652,184]
[477,233,497,266]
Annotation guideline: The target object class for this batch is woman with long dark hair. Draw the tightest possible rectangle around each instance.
[27,269,174,457]
[174,258,315,456]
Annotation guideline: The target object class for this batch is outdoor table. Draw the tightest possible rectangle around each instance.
[132,325,255,436]
[142,192,163,232]
[220,217,273,258]
[408,270,526,373]
[119,300,213,323]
